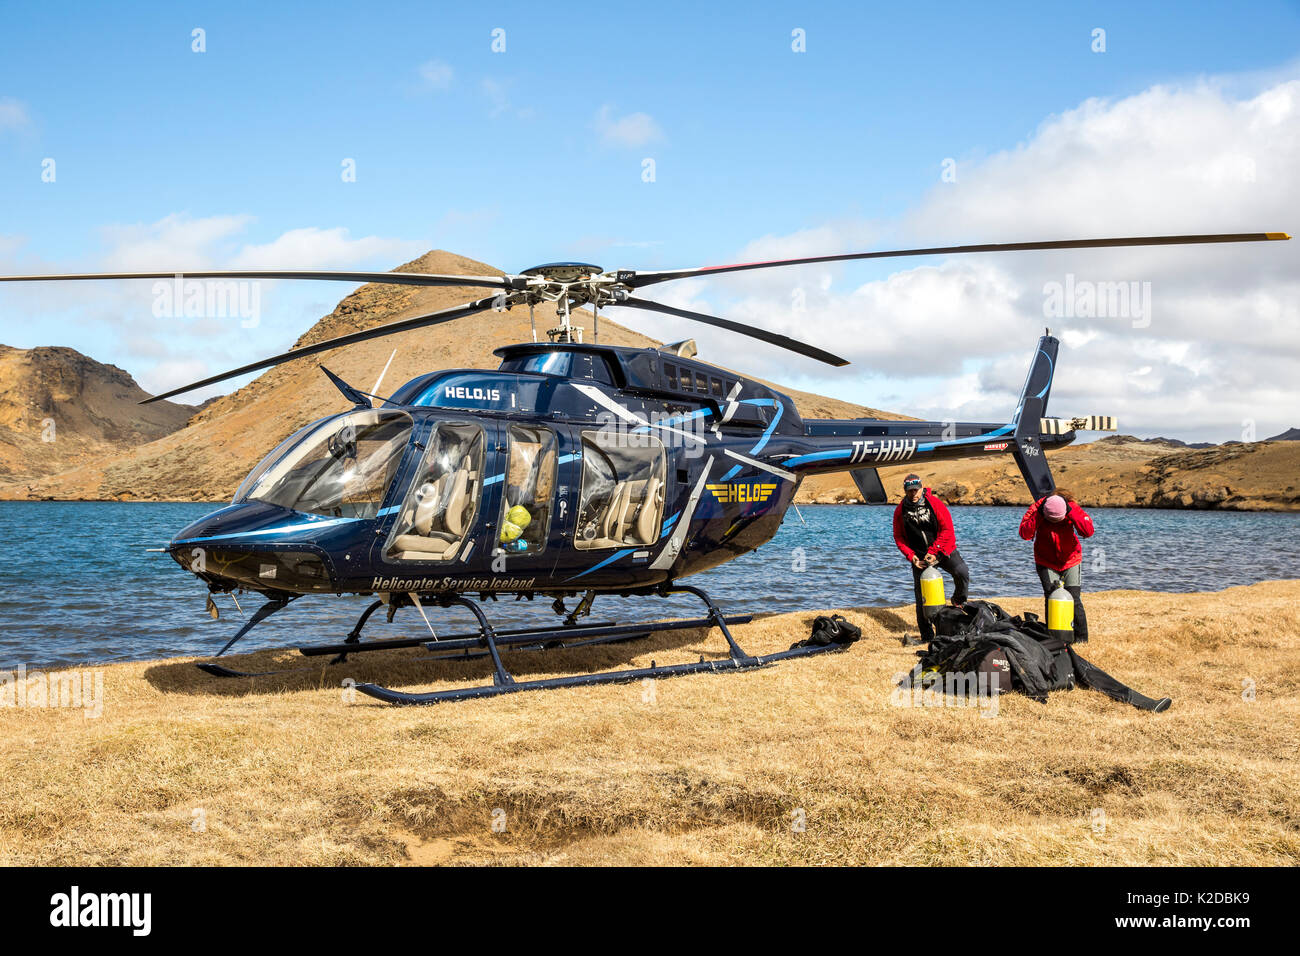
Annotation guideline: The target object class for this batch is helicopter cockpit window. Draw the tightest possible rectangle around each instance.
[574,430,666,550]
[241,410,413,519]
[498,351,615,386]
[385,423,485,562]
[233,419,321,503]
[496,425,557,555]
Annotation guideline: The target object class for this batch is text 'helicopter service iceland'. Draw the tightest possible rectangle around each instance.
[0,232,1287,702]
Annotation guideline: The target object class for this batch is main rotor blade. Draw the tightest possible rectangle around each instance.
[621,232,1292,289]
[613,296,849,367]
[0,270,516,290]
[141,293,509,404]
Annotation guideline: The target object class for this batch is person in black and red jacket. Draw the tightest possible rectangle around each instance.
[893,474,970,642]
[1019,488,1095,641]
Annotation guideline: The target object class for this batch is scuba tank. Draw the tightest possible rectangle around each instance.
[1047,583,1075,643]
[920,565,946,617]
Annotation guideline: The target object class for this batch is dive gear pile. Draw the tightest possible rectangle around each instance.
[904,599,1171,712]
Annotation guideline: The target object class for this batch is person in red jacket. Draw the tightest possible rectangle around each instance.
[893,474,970,642]
[1019,488,1094,641]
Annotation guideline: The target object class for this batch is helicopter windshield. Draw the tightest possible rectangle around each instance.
[238,409,413,519]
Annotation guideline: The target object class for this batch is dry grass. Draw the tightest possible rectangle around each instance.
[1,580,1297,866]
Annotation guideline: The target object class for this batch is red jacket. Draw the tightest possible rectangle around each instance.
[893,488,957,561]
[1019,497,1094,571]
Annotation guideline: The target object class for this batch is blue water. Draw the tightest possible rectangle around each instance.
[0,501,1295,668]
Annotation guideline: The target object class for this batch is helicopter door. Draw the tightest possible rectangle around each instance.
[571,429,667,553]
[373,420,493,568]
[490,423,566,575]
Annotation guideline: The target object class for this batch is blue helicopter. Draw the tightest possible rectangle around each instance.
[2,232,1287,702]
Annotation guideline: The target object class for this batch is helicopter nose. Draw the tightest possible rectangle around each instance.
[167,502,338,593]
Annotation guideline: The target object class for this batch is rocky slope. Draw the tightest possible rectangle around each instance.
[0,345,195,487]
[795,435,1300,511]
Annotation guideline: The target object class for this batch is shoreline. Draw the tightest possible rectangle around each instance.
[2,580,1297,866]
[2,496,1298,513]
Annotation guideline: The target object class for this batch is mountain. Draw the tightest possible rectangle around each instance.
[0,345,195,487]
[0,251,905,501]
[796,435,1300,510]
[1265,427,1300,441]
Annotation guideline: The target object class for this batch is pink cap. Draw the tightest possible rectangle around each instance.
[1044,495,1068,521]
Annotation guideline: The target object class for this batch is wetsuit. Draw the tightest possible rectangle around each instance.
[893,488,970,641]
[1019,497,1095,641]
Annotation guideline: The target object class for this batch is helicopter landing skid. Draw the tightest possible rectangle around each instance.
[354,585,848,705]
[194,629,657,679]
[194,590,753,680]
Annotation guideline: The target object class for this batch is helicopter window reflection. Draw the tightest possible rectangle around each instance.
[496,425,557,555]
[575,431,666,550]
[385,423,485,562]
[233,419,322,503]
[244,410,413,519]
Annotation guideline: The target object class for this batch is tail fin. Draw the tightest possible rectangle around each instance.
[1010,333,1059,499]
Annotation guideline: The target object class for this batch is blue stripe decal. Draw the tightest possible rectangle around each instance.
[917,424,1016,453]
[175,516,361,544]
[557,453,581,465]
[715,398,783,481]
[1036,349,1053,399]
[377,504,400,517]
[659,511,679,538]
[484,473,504,485]
[565,548,635,581]
[631,407,713,434]
[750,400,783,455]
[784,448,853,467]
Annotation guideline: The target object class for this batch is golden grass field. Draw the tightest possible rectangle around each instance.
[1,579,1297,866]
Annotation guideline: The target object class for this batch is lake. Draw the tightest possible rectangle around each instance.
[0,501,1295,668]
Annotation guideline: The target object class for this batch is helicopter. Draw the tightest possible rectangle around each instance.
[1,231,1288,703]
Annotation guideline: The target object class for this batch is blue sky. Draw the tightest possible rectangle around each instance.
[2,1,1298,439]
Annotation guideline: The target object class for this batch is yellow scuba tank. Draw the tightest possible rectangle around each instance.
[920,565,946,616]
[1047,583,1075,642]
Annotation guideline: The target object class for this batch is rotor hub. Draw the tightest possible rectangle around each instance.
[520,262,603,282]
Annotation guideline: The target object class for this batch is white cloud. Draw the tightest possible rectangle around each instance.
[609,72,1300,441]
[417,60,454,90]
[594,105,663,148]
[0,214,431,399]
[0,98,28,131]
[227,227,426,270]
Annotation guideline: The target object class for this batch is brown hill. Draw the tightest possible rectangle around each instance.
[0,345,195,487]
[0,251,904,501]
[796,435,1300,511]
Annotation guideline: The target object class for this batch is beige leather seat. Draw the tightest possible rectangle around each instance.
[634,476,663,543]
[581,477,662,548]
[389,467,478,561]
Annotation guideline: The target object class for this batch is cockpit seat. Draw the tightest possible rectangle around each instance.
[387,468,478,562]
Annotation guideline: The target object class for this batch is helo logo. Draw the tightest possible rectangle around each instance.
[706,482,777,504]
[444,385,502,402]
